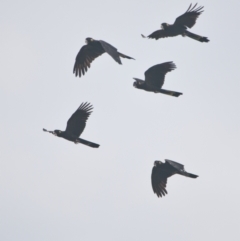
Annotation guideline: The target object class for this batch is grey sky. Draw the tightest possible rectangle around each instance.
[1,0,240,240]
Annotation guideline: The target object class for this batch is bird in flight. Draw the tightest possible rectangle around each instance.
[133,62,182,97]
[43,102,100,148]
[73,38,135,77]
[142,3,209,43]
[151,159,198,198]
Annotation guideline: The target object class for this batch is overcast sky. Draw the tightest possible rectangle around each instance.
[1,0,240,240]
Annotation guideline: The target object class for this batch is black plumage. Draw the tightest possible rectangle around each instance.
[73,38,135,77]
[151,160,198,198]
[133,62,182,97]
[142,3,209,43]
[43,102,99,148]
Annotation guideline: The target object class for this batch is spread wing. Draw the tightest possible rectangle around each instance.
[99,40,122,64]
[145,62,176,88]
[144,29,169,40]
[73,45,104,77]
[174,3,204,28]
[65,102,93,137]
[151,165,169,198]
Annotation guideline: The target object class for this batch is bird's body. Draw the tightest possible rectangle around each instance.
[53,130,76,142]
[43,102,99,148]
[132,79,154,92]
[157,23,186,38]
[50,130,86,144]
[142,4,209,43]
[73,38,134,77]
[133,62,182,97]
[151,160,198,198]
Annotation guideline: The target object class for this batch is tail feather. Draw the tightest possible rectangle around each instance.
[188,173,198,178]
[181,171,198,178]
[76,138,100,148]
[117,52,135,60]
[157,89,183,97]
[184,30,209,43]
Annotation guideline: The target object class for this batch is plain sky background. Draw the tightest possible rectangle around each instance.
[1,0,240,240]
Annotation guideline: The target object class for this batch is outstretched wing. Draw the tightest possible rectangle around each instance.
[174,3,204,28]
[145,62,176,88]
[73,45,104,77]
[65,102,93,137]
[144,29,169,40]
[151,165,169,198]
[99,40,122,64]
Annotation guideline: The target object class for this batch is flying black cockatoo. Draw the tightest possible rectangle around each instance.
[73,38,135,77]
[43,102,99,148]
[142,3,209,43]
[133,62,182,97]
[151,159,198,198]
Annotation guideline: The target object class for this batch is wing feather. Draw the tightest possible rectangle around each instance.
[99,40,122,64]
[73,45,104,77]
[65,102,93,137]
[174,4,204,28]
[165,159,185,171]
[145,62,176,88]
[151,166,169,198]
[145,29,169,40]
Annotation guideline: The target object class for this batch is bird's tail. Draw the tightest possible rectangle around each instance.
[157,89,183,97]
[184,30,209,43]
[180,171,198,178]
[76,138,100,148]
[117,52,135,60]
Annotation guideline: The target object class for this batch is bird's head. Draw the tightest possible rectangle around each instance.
[161,23,169,30]
[53,130,62,136]
[85,37,94,44]
[154,160,163,166]
[133,78,144,89]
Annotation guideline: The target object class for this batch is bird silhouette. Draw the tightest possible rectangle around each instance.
[43,102,99,148]
[151,159,198,198]
[142,3,209,43]
[133,62,182,97]
[73,38,135,77]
